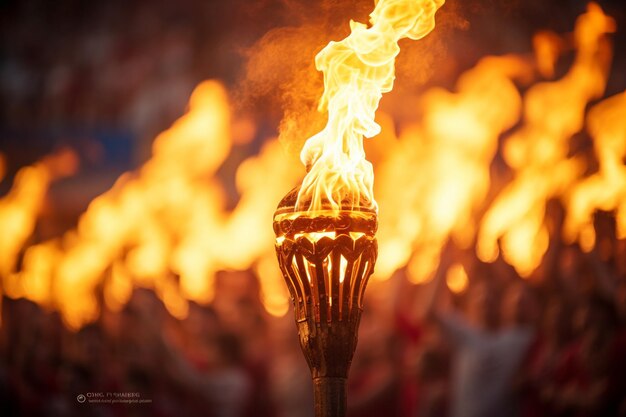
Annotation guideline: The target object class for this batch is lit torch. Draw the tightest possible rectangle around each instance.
[273,190,377,416]
[272,0,444,415]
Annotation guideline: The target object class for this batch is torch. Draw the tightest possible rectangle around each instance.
[271,1,443,416]
[273,187,377,417]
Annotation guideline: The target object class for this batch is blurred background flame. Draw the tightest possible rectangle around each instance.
[1,0,623,326]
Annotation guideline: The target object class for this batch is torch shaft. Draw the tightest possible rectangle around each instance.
[313,377,347,417]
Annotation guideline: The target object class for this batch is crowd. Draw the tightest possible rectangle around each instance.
[3,0,623,168]
[1,211,625,417]
[0,0,266,166]
[391,210,626,417]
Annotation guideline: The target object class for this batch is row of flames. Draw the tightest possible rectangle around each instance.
[0,3,624,329]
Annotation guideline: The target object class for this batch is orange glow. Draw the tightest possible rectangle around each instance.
[0,148,78,279]
[2,2,625,327]
[296,0,444,212]
[446,263,469,294]
[565,91,626,243]
[2,81,302,327]
[255,256,290,317]
[477,3,615,277]
[375,55,531,283]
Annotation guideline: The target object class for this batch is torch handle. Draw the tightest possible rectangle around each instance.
[313,377,347,417]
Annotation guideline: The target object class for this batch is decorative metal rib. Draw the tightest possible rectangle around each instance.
[275,223,377,324]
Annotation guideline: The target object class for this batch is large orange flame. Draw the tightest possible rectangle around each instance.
[2,82,301,328]
[0,148,78,278]
[476,3,615,277]
[374,55,532,283]
[565,91,626,245]
[296,0,445,212]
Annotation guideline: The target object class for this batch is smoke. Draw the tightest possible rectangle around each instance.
[235,0,466,158]
[234,0,594,158]
[238,23,327,157]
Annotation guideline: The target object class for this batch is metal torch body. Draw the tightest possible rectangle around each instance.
[273,188,378,417]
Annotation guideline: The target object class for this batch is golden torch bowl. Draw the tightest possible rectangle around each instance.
[273,187,378,417]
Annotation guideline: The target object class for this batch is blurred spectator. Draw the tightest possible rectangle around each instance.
[521,297,574,417]
[427,276,535,417]
[550,295,626,416]
[268,314,313,417]
[348,314,399,417]
[2,239,626,417]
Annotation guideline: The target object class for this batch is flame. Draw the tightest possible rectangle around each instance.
[255,256,290,317]
[565,91,626,243]
[2,82,301,328]
[375,55,532,283]
[446,263,468,294]
[476,3,615,277]
[0,148,78,279]
[296,0,444,212]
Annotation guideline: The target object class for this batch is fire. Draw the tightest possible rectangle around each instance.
[565,91,626,243]
[1,82,301,328]
[374,55,532,283]
[0,148,78,279]
[476,3,615,277]
[296,0,445,212]
[1,2,625,328]
[446,263,468,294]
